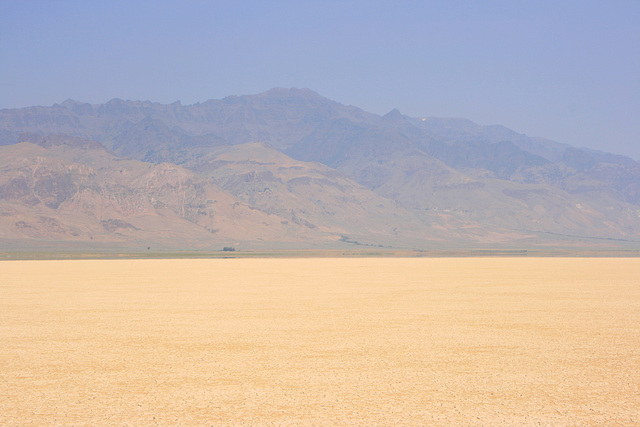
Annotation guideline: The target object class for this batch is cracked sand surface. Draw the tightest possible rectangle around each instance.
[2,257,639,425]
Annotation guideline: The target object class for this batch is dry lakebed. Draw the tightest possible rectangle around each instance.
[2,257,639,425]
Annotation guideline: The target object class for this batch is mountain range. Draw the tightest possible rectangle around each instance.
[1,88,639,252]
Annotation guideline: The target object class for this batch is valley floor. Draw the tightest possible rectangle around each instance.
[2,258,639,425]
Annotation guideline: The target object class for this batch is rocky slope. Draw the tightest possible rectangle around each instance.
[1,135,453,250]
[0,135,328,250]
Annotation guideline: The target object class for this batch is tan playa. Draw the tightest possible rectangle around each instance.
[2,257,639,425]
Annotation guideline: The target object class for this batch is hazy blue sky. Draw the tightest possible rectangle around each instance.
[1,0,639,159]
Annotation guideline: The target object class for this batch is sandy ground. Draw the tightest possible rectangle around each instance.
[1,257,639,426]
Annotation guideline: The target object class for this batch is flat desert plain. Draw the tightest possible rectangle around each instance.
[2,257,639,426]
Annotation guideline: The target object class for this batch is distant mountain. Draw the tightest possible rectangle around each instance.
[0,135,319,250]
[0,88,374,153]
[0,135,448,250]
[1,89,639,251]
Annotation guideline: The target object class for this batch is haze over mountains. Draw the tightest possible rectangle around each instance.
[1,88,639,251]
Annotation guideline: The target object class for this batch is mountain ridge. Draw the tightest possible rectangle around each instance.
[1,89,639,251]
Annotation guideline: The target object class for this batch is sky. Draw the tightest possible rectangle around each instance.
[1,0,639,159]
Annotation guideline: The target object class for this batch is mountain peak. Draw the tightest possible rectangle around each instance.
[59,99,82,107]
[221,87,329,107]
[383,108,404,122]
[261,87,323,99]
